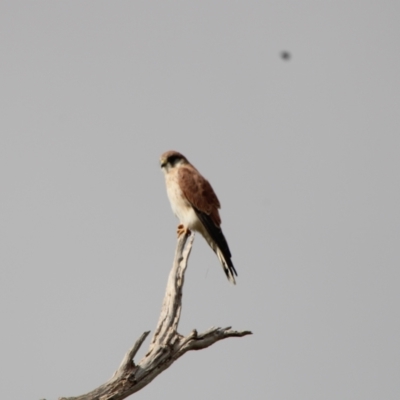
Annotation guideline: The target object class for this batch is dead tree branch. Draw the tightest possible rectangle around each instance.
[58,232,252,400]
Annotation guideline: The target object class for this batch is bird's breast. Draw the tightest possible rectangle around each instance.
[165,172,201,230]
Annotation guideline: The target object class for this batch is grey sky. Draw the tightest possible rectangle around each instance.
[1,1,399,399]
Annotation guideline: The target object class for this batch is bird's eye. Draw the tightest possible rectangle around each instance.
[168,155,180,166]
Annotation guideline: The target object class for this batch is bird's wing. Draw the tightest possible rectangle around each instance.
[178,165,233,263]
[178,165,221,225]
[178,165,237,282]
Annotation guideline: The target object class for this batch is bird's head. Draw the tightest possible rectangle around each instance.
[160,151,188,172]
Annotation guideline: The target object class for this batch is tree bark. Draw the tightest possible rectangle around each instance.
[58,232,252,400]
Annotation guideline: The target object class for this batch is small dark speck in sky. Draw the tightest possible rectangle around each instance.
[281,51,291,60]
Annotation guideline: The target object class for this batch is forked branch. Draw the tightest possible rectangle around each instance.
[58,232,252,400]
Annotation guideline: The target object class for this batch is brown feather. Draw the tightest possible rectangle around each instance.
[178,165,221,226]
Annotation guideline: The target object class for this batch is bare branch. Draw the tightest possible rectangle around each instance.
[58,232,252,400]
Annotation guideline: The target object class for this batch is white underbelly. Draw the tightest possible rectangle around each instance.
[166,178,202,231]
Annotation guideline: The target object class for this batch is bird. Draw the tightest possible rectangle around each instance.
[160,150,238,284]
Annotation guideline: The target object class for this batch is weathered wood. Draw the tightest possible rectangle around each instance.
[58,232,252,400]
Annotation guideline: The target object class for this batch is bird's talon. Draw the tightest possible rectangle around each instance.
[177,224,191,238]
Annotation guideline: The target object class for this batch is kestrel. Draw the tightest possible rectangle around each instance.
[160,150,238,284]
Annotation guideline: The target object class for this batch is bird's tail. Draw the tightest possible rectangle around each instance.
[203,233,238,285]
[194,209,238,284]
[215,246,237,285]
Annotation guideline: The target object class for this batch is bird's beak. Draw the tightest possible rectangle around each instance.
[160,157,167,168]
